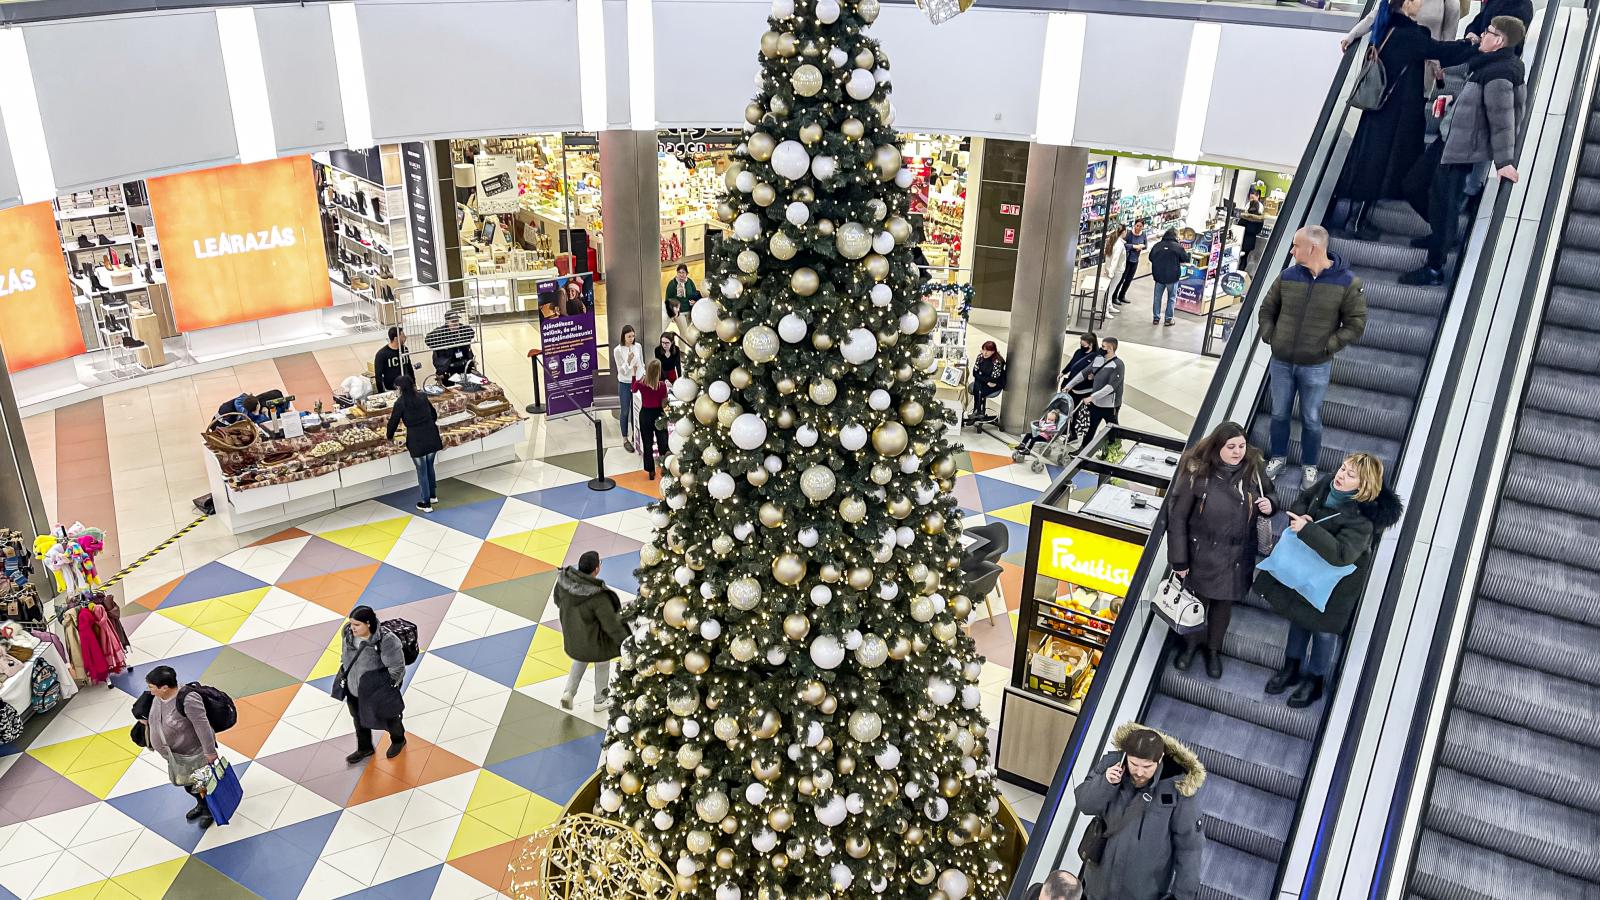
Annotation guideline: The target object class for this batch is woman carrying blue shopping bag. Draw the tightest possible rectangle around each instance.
[141,665,220,829]
[1254,452,1403,709]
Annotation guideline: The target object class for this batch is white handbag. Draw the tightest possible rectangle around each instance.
[1152,574,1207,634]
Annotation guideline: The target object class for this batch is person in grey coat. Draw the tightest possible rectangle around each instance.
[554,551,627,712]
[142,665,219,828]
[338,605,407,763]
[1164,421,1276,678]
[1075,723,1206,900]
[1060,336,1126,449]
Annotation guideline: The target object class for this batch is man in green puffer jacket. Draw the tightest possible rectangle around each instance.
[553,551,627,712]
[1257,225,1367,486]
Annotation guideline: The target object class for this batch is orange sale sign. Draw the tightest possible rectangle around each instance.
[148,156,332,333]
[0,202,85,373]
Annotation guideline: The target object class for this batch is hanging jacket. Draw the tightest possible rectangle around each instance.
[76,606,110,684]
[91,605,125,674]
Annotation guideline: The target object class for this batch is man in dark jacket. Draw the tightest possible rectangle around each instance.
[1257,226,1367,485]
[1147,229,1186,327]
[554,551,627,712]
[1401,17,1526,286]
[1463,0,1534,53]
[1060,337,1125,450]
[426,311,476,379]
[1074,724,1205,900]
[374,326,412,392]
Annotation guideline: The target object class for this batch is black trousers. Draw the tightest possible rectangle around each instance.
[638,407,663,474]
[1424,162,1474,270]
[1086,404,1119,442]
[1184,592,1236,651]
[1111,258,1139,301]
[347,694,404,752]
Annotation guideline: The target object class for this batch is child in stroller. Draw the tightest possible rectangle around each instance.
[1013,409,1063,458]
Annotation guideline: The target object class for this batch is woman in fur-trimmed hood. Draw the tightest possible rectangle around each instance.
[1073,722,1207,900]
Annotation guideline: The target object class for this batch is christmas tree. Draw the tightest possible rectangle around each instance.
[594,0,1010,897]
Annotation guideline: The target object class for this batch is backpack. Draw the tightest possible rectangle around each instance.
[178,683,237,733]
[381,619,419,666]
[30,659,61,715]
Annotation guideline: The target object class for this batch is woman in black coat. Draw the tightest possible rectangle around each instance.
[967,341,1007,426]
[1335,0,1476,236]
[385,375,445,513]
[1256,452,1404,708]
[1056,332,1104,444]
[1165,421,1276,678]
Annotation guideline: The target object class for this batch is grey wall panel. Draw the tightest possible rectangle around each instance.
[874,7,1044,138]
[604,0,632,128]
[25,12,238,191]
[257,4,348,156]
[653,0,769,128]
[0,113,19,209]
[1073,14,1193,155]
[357,0,584,142]
[1202,23,1339,169]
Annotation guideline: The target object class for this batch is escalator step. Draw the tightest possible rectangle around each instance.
[1572,178,1600,214]
[1221,604,1287,670]
[1331,236,1429,273]
[1350,270,1450,316]
[1442,710,1600,813]
[1553,246,1600,291]
[1588,113,1600,144]
[1456,652,1600,750]
[1503,449,1600,511]
[1197,841,1278,900]
[1523,366,1600,421]
[1144,694,1311,799]
[1411,831,1600,900]
[1198,772,1294,861]
[1356,307,1441,357]
[1425,767,1600,882]
[1466,598,1600,688]
[1249,419,1403,478]
[1319,383,1415,441]
[1545,284,1600,330]
[1366,199,1440,239]
[1580,142,1600,179]
[1332,344,1426,397]
[1491,499,1600,572]
[1534,324,1600,375]
[1512,411,1600,470]
[1158,653,1324,741]
[1481,548,1600,627]
[1566,212,1600,252]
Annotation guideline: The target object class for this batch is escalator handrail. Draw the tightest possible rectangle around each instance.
[1007,16,1373,889]
[1292,0,1574,894]
[1368,2,1600,896]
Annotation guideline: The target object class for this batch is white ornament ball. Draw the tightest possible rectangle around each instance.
[770,0,793,15]
[742,325,781,363]
[606,742,634,773]
[827,46,848,68]
[846,68,877,100]
[785,202,810,226]
[701,619,723,640]
[800,465,836,501]
[798,527,819,547]
[815,795,847,827]
[816,0,840,22]
[809,634,845,670]
[668,493,688,509]
[653,810,674,831]
[733,212,763,241]
[717,885,740,900]
[600,788,623,812]
[928,677,957,706]
[735,170,756,193]
[746,783,769,805]
[707,472,736,500]
[690,298,720,333]
[868,389,891,410]
[721,277,743,299]
[778,313,807,343]
[708,380,731,403]
[870,283,893,307]
[771,141,811,180]
[730,413,768,450]
[733,521,755,540]
[811,155,838,181]
[939,869,971,900]
[873,230,896,255]
[962,685,981,709]
[860,0,880,20]
[876,744,901,769]
[764,455,784,473]
[840,423,868,451]
[840,328,879,365]
[831,864,854,891]
[896,526,915,547]
[753,829,778,853]
[810,584,832,606]
[895,168,915,188]
[796,424,819,447]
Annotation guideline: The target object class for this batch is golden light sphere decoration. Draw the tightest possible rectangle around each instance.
[509,814,678,900]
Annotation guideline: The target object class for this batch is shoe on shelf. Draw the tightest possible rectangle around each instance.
[1265,659,1301,695]
[1399,265,1444,286]
[346,748,374,764]
[1287,675,1325,709]
[1302,465,1320,486]
[385,738,407,759]
[1265,457,1288,479]
[1204,648,1223,679]
[76,235,93,249]
[96,234,113,246]
[647,470,657,480]
[416,502,433,513]
[1172,644,1197,672]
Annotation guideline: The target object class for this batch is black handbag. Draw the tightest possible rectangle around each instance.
[1077,789,1143,864]
[330,640,369,702]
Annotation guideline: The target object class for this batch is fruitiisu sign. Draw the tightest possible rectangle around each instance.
[149,156,331,332]
[0,203,85,372]
[1037,519,1144,598]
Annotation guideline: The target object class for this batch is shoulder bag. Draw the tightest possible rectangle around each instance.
[1078,790,1144,864]
[1255,471,1278,557]
[330,640,370,702]
[1350,30,1404,111]
[1153,573,1207,634]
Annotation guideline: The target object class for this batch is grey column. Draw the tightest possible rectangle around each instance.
[0,348,54,599]
[598,130,662,353]
[1001,144,1089,434]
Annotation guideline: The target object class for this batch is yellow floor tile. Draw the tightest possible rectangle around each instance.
[466,770,530,812]
[319,518,410,560]
[989,501,1034,526]
[447,813,517,861]
[517,794,563,837]
[109,857,186,899]
[36,879,106,900]
[513,655,567,689]
[472,795,532,836]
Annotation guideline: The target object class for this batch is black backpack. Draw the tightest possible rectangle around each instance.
[178,683,237,733]
[381,619,419,665]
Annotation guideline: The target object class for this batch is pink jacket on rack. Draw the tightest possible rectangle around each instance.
[76,606,110,684]
[91,604,125,674]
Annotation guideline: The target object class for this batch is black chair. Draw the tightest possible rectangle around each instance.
[966,522,1009,563]
[962,560,1004,627]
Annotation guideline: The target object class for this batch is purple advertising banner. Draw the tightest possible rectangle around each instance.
[539,301,599,417]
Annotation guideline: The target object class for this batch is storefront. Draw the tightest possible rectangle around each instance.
[995,424,1183,790]
[657,128,741,281]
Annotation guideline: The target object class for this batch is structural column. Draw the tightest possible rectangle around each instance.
[1001,144,1089,434]
[0,349,53,599]
[598,130,663,355]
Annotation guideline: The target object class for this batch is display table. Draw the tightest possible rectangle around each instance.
[202,385,526,534]
[0,628,79,732]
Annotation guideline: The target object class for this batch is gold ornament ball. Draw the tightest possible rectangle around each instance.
[865,253,890,281]
[916,300,939,333]
[620,772,642,795]
[872,421,909,456]
[776,375,798,394]
[747,467,770,487]
[776,32,797,55]
[730,366,753,389]
[716,401,742,428]
[717,201,736,223]
[770,807,795,831]
[837,753,856,775]
[821,563,842,583]
[724,159,747,190]
[717,848,736,869]
[771,94,790,116]
[854,48,875,68]
[716,317,740,342]
[677,875,699,893]
[890,636,912,660]
[783,613,811,641]
[791,63,824,97]
[679,744,704,768]
[848,566,873,589]
[906,825,925,845]
[896,363,915,382]
[641,744,665,766]
[776,407,796,429]
[759,31,780,56]
[913,860,937,884]
[658,657,678,675]
[820,695,838,714]
[721,816,740,834]
[842,118,866,140]
[960,813,984,837]
[941,775,962,798]
[899,400,925,425]
[664,596,689,628]
[760,502,785,527]
[714,717,740,741]
[809,378,837,405]
[886,215,912,243]
[846,835,871,858]
[694,394,719,424]
[924,512,946,534]
[838,495,867,523]
[800,122,824,145]
[933,620,959,643]
[753,183,777,207]
[951,595,973,619]
[913,634,930,653]
[933,455,958,479]
[744,103,763,126]
[685,650,710,674]
[687,830,713,855]
[748,132,776,161]
[770,231,798,261]
[871,463,894,484]
[794,186,816,202]
[812,332,835,351]
[817,219,835,237]
[773,552,807,585]
[888,495,912,519]
[802,680,826,705]
[701,446,723,467]
[911,596,935,622]
[753,756,782,781]
[791,267,820,297]
[797,775,815,796]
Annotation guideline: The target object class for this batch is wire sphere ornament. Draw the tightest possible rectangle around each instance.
[508,813,678,900]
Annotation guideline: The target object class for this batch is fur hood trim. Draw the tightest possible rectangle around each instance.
[1111,721,1207,797]
[1358,486,1406,532]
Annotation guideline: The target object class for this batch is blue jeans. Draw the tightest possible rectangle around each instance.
[1284,623,1339,678]
[1268,359,1332,464]
[1152,281,1178,321]
[412,452,437,505]
[617,381,634,439]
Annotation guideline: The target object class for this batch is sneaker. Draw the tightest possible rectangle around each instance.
[429,496,438,504]
[1302,465,1320,485]
[623,440,635,454]
[416,502,433,513]
[1265,457,1287,479]
[1153,318,1161,325]
[593,696,612,712]
[1399,265,1444,286]
[346,748,375,764]
[1164,319,1175,327]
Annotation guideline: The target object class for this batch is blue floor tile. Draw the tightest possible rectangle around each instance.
[197,810,339,900]
[514,482,654,520]
[345,864,444,899]
[424,498,509,540]
[357,565,452,610]
[158,563,268,609]
[109,762,252,853]
[487,731,604,801]
[428,626,538,687]
[597,551,640,596]
[973,474,1047,511]
[110,647,223,697]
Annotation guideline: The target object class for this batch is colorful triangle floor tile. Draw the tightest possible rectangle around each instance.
[196,810,340,900]
[316,517,412,561]
[429,626,538,688]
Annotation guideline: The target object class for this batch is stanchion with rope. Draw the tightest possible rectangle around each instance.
[548,378,615,493]
[525,349,546,415]
[100,513,209,589]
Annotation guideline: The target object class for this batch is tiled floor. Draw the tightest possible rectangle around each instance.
[5,319,1217,899]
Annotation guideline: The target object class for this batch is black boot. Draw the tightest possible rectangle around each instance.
[1266,659,1301,695]
[1203,648,1223,679]
[1288,675,1324,709]
[184,794,208,821]
[1173,644,1197,672]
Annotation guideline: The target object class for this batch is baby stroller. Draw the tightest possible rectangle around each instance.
[1011,398,1082,473]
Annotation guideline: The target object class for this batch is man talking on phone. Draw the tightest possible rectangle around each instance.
[1073,723,1206,900]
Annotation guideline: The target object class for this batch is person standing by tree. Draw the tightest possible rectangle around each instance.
[554,551,626,712]
[613,325,645,454]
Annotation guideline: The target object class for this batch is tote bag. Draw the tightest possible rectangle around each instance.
[1255,514,1355,611]
[1152,574,1207,634]
[197,758,244,826]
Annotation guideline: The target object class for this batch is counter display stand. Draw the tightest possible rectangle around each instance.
[202,385,526,534]
[994,425,1184,791]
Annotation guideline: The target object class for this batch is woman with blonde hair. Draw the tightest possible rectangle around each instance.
[1255,451,1403,708]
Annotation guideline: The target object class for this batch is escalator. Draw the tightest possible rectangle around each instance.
[1402,62,1600,900]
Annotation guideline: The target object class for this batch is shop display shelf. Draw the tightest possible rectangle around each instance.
[55,204,122,221]
[65,236,134,252]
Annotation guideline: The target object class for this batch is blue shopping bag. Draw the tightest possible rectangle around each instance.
[1255,515,1355,612]
[197,758,243,826]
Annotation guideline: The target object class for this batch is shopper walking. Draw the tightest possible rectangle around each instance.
[1060,336,1126,449]
[386,375,444,513]
[1164,422,1276,678]
[1257,452,1403,708]
[1099,225,1127,317]
[1147,229,1186,327]
[1111,220,1148,305]
[1333,0,1477,237]
[655,333,682,383]
[337,606,407,763]
[554,551,627,712]
[1074,723,1205,900]
[1237,189,1267,272]
[614,325,646,454]
[141,666,219,829]
[1055,332,1105,446]
[632,360,669,479]
[1400,16,1526,286]
[1257,226,1367,485]
[966,341,1007,426]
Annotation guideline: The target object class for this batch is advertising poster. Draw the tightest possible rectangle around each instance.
[148,156,332,333]
[0,203,85,372]
[537,290,598,416]
[473,154,519,214]
[1037,519,1144,598]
